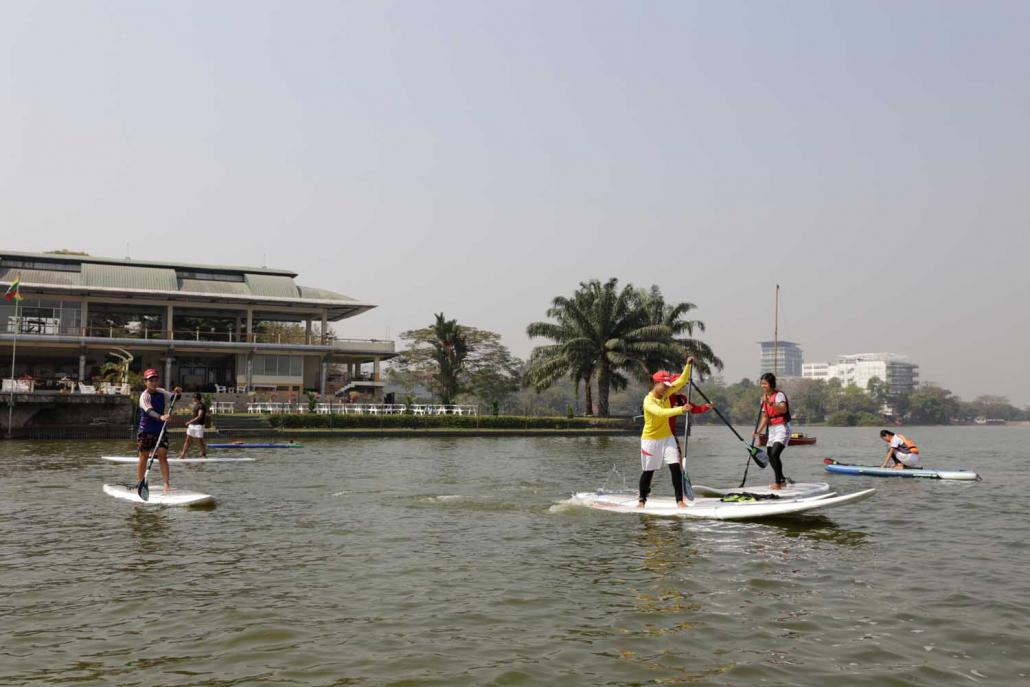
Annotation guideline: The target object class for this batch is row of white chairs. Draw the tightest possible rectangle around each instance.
[243,402,479,416]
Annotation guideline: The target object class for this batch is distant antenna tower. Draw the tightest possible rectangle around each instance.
[262,253,267,268]
[125,242,131,260]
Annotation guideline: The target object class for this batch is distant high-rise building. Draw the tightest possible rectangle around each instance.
[758,340,803,377]
[802,352,919,396]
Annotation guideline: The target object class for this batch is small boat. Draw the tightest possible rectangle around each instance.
[207,442,304,449]
[823,458,980,481]
[758,432,817,447]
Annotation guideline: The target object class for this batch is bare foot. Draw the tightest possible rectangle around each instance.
[637,500,646,509]
[676,500,687,508]
[769,483,783,490]
[163,484,172,493]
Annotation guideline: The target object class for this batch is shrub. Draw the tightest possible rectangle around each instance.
[268,414,632,430]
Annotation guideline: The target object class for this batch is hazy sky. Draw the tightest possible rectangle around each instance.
[2,1,1028,403]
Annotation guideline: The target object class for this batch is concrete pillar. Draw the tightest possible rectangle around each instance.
[81,300,89,336]
[373,357,380,382]
[321,310,328,344]
[246,353,254,391]
[305,319,312,345]
[78,353,86,381]
[164,354,174,386]
[166,304,174,340]
[235,315,242,343]
[320,358,328,395]
[246,309,253,342]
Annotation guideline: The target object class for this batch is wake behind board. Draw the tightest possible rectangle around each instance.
[103,484,215,506]
[570,488,875,520]
[208,442,303,449]
[824,459,980,481]
[102,455,254,464]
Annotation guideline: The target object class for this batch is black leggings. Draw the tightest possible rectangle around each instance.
[639,463,685,503]
[768,442,787,484]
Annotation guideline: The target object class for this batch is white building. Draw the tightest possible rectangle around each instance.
[802,353,919,396]
[801,362,829,380]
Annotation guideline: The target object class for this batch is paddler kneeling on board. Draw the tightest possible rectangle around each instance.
[137,368,182,493]
[879,429,921,469]
[639,357,710,509]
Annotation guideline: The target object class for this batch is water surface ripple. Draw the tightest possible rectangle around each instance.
[1,427,1027,685]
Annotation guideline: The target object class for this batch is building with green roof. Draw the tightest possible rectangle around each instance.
[0,250,395,396]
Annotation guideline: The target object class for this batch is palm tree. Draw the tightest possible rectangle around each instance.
[637,285,723,379]
[527,279,673,417]
[429,313,468,404]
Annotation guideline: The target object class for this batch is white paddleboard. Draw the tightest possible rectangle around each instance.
[103,483,215,506]
[692,482,830,499]
[102,455,254,464]
[569,488,875,520]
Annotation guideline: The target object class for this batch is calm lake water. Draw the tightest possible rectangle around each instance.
[1,426,1028,686]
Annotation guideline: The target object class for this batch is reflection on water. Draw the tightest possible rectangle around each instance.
[762,515,870,547]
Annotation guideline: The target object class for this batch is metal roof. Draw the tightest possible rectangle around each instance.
[0,249,296,276]
[0,250,373,321]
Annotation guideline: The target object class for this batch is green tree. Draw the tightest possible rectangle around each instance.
[907,384,960,424]
[525,286,599,415]
[783,378,830,423]
[527,279,701,417]
[636,285,723,379]
[391,315,521,407]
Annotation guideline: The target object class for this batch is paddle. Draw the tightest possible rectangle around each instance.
[679,365,696,501]
[137,394,178,501]
[689,381,769,469]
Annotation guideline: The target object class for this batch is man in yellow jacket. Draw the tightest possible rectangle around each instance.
[639,357,694,509]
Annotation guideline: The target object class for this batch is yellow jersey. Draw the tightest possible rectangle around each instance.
[640,362,692,440]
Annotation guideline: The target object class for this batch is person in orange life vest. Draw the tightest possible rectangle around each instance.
[638,357,694,509]
[652,370,714,442]
[754,372,791,489]
[879,429,922,469]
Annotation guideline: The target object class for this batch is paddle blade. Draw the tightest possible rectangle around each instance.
[750,448,769,468]
[137,479,150,501]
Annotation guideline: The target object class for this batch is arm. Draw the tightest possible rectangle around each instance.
[644,394,687,418]
[139,392,165,422]
[666,361,693,394]
[879,446,894,468]
[688,403,712,414]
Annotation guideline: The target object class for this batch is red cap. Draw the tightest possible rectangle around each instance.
[651,370,672,385]
[143,368,160,380]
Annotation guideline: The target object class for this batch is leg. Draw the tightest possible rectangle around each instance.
[638,470,655,507]
[768,442,786,488]
[198,437,207,458]
[179,436,191,458]
[668,462,685,506]
[137,451,147,483]
[157,448,171,491]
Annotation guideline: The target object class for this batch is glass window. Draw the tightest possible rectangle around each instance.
[176,269,245,283]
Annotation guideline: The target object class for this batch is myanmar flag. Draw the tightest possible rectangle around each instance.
[4,277,22,302]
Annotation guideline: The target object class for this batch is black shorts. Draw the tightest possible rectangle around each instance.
[137,432,170,453]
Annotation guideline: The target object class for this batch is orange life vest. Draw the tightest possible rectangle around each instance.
[762,391,791,425]
[895,434,919,454]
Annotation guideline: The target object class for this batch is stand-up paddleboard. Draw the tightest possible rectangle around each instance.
[103,484,215,506]
[207,442,303,449]
[102,455,254,464]
[569,488,874,520]
[692,482,830,499]
[824,459,980,481]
